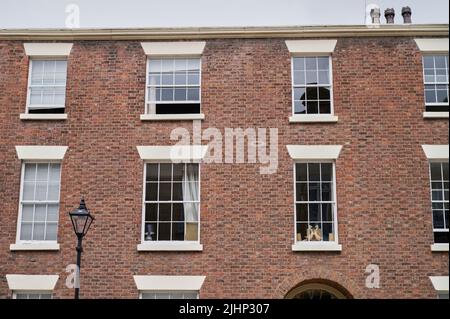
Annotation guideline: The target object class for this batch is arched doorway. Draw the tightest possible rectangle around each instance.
[285,280,352,299]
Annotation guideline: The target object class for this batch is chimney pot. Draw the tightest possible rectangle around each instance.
[385,8,395,24]
[402,6,412,24]
[370,8,381,24]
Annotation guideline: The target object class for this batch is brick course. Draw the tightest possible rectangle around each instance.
[0,36,448,299]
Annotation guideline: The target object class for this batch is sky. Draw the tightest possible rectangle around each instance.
[0,0,448,29]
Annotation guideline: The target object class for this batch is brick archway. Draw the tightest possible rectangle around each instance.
[274,268,362,299]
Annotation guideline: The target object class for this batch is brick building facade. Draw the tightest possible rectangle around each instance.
[0,24,448,299]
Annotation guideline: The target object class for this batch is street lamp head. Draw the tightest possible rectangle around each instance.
[69,198,95,238]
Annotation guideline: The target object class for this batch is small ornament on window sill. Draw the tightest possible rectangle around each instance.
[306,225,322,241]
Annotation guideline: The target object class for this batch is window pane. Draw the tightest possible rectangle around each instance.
[23,181,35,200]
[174,88,187,101]
[322,223,334,241]
[296,163,307,182]
[149,60,162,72]
[49,164,61,181]
[187,59,200,71]
[22,205,34,221]
[296,223,308,242]
[159,204,171,221]
[424,69,435,83]
[46,223,58,241]
[145,223,157,241]
[188,72,200,85]
[187,88,200,101]
[294,101,306,114]
[435,56,447,68]
[306,87,318,100]
[172,203,185,221]
[172,164,185,182]
[294,87,306,101]
[317,57,329,70]
[172,222,184,240]
[24,164,36,181]
[296,204,308,222]
[145,204,158,222]
[321,163,333,181]
[146,183,158,201]
[158,223,171,240]
[293,71,305,85]
[306,71,317,85]
[305,57,317,70]
[318,87,331,100]
[34,205,46,222]
[307,101,318,114]
[308,163,320,181]
[149,73,161,86]
[36,164,49,181]
[159,164,172,181]
[318,71,330,85]
[35,181,48,200]
[47,204,59,222]
[319,101,331,114]
[161,88,173,101]
[309,183,321,201]
[172,183,183,201]
[293,58,305,71]
[423,56,435,68]
[33,223,45,240]
[185,222,198,241]
[162,59,174,72]
[322,203,333,222]
[443,163,449,180]
[296,183,308,201]
[159,183,171,201]
[308,203,320,221]
[175,59,187,71]
[433,210,445,228]
[146,164,158,182]
[48,182,60,201]
[321,182,333,201]
[431,163,442,180]
[20,223,32,240]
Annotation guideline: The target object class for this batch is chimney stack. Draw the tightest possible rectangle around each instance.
[402,6,412,24]
[370,7,381,24]
[385,8,395,24]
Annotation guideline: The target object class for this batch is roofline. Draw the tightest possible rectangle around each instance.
[0,24,448,41]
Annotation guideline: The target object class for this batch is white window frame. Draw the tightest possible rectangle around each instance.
[139,290,199,299]
[12,291,53,299]
[422,54,449,112]
[25,57,68,114]
[292,161,341,251]
[290,55,335,118]
[14,161,62,248]
[428,160,449,246]
[138,162,203,251]
[143,56,204,120]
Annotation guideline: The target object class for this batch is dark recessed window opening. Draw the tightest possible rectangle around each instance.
[29,108,65,114]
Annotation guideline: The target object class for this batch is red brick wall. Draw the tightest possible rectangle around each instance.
[0,37,448,299]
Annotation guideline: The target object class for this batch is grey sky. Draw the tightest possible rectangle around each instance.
[0,0,448,29]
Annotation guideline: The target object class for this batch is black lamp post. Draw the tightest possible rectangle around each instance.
[69,198,95,299]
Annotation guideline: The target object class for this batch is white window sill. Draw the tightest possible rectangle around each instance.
[20,114,68,120]
[137,242,203,252]
[292,242,342,252]
[140,114,205,121]
[431,243,449,252]
[10,243,60,251]
[289,114,339,123]
[423,112,449,119]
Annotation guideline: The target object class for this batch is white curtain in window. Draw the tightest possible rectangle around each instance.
[182,165,198,222]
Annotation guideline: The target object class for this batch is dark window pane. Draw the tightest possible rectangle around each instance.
[146,183,158,201]
[158,204,171,221]
[309,183,321,201]
[437,89,449,103]
[173,203,185,222]
[433,210,445,228]
[433,202,444,210]
[432,190,443,201]
[159,164,172,181]
[296,204,308,222]
[308,163,320,181]
[173,164,185,181]
[309,203,320,222]
[159,183,171,201]
[158,223,171,240]
[322,223,334,241]
[318,87,331,100]
[294,101,306,114]
[145,204,158,222]
[431,163,442,180]
[322,204,333,222]
[146,164,158,181]
[321,163,333,181]
[321,182,333,201]
[29,107,65,114]
[296,223,308,242]
[172,183,183,201]
[296,183,308,201]
[307,101,319,114]
[432,182,443,191]
[296,163,307,182]
[306,87,318,100]
[424,69,435,82]
[156,103,201,114]
[434,232,449,244]
[443,163,449,180]
[145,223,157,241]
[172,223,184,241]
[319,101,331,114]
[426,104,449,112]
